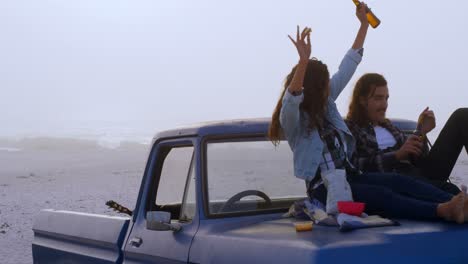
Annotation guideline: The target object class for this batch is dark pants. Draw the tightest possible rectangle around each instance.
[413,175,461,195]
[420,108,468,184]
[310,172,453,220]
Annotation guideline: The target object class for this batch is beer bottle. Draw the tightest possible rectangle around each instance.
[352,0,381,28]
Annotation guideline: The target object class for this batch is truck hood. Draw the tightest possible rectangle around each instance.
[190,214,468,263]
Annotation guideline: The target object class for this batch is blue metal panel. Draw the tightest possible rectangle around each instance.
[391,118,417,132]
[190,213,468,264]
[32,210,130,264]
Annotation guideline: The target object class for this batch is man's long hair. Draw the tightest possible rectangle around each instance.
[347,73,388,126]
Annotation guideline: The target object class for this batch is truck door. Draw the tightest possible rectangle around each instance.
[123,139,198,263]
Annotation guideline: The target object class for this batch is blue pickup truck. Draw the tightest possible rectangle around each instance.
[32,118,468,263]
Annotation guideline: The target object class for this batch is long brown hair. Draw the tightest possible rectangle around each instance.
[269,59,330,145]
[347,73,387,126]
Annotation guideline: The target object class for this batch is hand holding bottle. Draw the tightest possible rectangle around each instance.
[395,135,424,161]
[352,0,381,28]
[356,3,369,27]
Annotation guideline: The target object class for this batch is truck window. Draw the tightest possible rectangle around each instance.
[155,146,196,221]
[205,139,306,216]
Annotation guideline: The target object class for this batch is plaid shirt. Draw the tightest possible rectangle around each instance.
[308,120,359,190]
[345,119,428,173]
[319,120,348,172]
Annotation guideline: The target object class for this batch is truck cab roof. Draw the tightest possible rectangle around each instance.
[153,117,418,141]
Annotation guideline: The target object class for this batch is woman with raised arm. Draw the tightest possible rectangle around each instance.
[269,4,466,223]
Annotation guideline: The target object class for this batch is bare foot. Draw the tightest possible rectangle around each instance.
[459,186,468,222]
[464,199,468,222]
[438,190,465,224]
[455,186,467,224]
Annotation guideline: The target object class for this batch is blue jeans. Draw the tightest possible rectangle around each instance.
[310,172,453,219]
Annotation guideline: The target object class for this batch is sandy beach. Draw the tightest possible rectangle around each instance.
[0,138,149,264]
[0,137,467,264]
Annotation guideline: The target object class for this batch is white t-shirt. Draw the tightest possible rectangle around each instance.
[374,126,397,150]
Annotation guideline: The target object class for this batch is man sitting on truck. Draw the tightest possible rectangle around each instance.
[345,73,468,195]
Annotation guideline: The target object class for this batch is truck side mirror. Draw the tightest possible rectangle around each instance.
[146,211,182,232]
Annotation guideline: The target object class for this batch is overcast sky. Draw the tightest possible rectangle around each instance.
[1,0,467,140]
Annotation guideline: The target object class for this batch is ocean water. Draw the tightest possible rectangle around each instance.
[0,121,156,149]
[0,147,22,152]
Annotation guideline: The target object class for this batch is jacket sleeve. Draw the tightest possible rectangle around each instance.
[279,89,304,143]
[329,49,363,101]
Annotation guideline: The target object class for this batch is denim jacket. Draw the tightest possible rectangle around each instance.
[280,49,362,182]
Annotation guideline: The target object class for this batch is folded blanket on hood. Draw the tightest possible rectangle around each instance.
[336,213,400,232]
[284,199,399,232]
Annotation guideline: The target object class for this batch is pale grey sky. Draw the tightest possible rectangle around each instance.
[1,0,467,140]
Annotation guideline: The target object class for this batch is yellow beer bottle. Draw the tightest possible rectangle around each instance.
[352,0,381,28]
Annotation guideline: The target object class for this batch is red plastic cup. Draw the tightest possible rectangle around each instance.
[337,201,365,216]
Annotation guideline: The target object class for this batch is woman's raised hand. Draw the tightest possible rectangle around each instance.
[288,26,311,63]
[356,2,369,26]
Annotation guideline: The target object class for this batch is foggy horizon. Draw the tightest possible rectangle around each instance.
[2,0,467,142]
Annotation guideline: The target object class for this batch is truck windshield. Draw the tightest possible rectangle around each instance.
[205,139,306,216]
